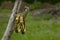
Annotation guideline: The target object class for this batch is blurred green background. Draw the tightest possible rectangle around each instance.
[0,0,60,40]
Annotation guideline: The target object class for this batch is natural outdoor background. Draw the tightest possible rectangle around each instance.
[0,0,60,40]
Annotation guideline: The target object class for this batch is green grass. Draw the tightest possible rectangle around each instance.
[0,8,11,14]
[0,9,60,40]
[0,17,9,39]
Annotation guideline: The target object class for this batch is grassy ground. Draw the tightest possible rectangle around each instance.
[0,9,60,40]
